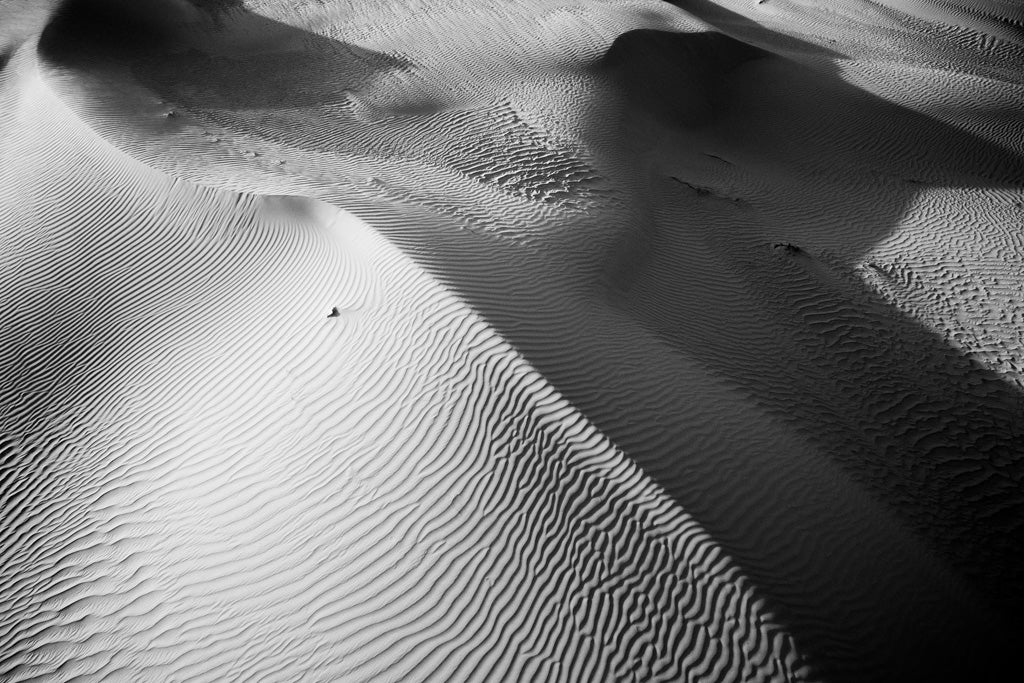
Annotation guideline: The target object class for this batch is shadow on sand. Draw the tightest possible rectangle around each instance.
[27,1,1024,680]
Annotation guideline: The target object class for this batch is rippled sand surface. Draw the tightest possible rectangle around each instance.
[2,1,1023,681]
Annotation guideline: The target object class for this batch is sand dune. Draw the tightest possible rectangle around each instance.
[2,0,1023,681]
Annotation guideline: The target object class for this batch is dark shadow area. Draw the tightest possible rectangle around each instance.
[594,20,1024,683]
[38,0,412,112]
[19,1,1024,680]
[583,21,1024,682]
[40,0,231,55]
[601,30,770,126]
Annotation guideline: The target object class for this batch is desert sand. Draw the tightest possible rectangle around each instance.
[2,0,1023,681]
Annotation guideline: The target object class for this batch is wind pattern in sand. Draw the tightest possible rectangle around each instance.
[2,0,1023,681]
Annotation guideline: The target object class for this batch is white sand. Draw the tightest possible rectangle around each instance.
[2,1,1023,681]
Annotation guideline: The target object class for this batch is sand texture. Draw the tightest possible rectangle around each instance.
[2,0,1023,681]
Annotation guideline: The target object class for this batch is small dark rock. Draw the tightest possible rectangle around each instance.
[773,242,802,254]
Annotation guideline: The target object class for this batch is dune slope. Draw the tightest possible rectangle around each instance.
[2,0,1023,681]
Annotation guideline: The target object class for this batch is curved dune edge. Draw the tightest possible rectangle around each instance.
[3,0,1024,681]
[1,37,811,682]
